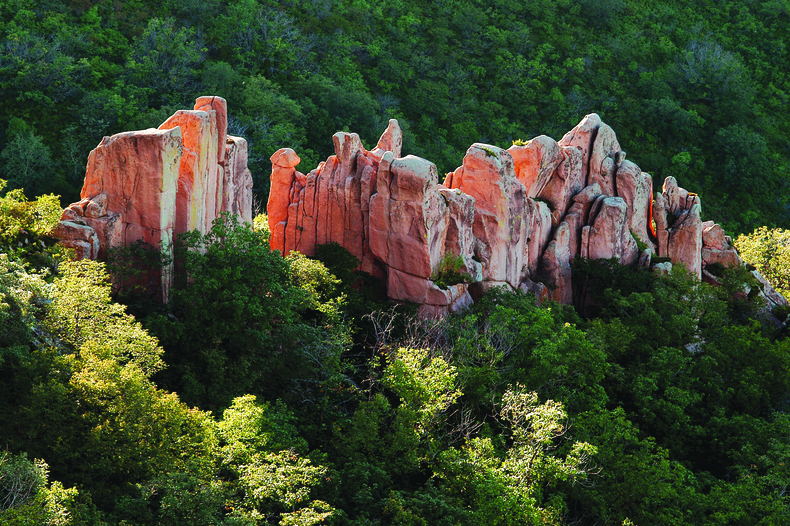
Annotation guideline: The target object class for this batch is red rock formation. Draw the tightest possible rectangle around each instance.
[652,176,703,278]
[268,114,787,316]
[54,96,253,300]
[446,144,525,289]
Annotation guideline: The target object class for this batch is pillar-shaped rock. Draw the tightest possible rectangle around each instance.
[370,154,445,280]
[615,160,655,251]
[194,96,227,164]
[667,204,703,278]
[158,110,214,236]
[446,143,527,288]
[564,183,603,260]
[224,136,254,223]
[540,221,573,304]
[588,123,621,195]
[663,176,700,217]
[439,187,481,280]
[559,113,603,184]
[80,127,182,297]
[537,145,584,225]
[268,148,301,253]
[371,118,403,158]
[526,198,553,278]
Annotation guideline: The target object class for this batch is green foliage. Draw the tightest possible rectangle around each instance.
[0,453,78,526]
[314,242,360,288]
[0,179,63,269]
[46,259,165,375]
[735,226,790,301]
[252,212,270,240]
[216,396,334,525]
[0,120,57,196]
[435,385,595,525]
[0,0,787,229]
[630,229,648,252]
[383,347,461,438]
[431,252,470,290]
[105,239,172,302]
[125,17,206,106]
[145,214,349,412]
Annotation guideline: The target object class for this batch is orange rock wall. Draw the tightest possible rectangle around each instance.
[56,96,253,299]
[268,113,786,316]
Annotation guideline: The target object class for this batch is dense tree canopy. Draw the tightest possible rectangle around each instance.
[1,0,789,233]
[2,182,790,524]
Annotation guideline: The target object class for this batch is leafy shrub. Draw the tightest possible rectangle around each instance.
[735,227,790,301]
[631,230,648,252]
[0,179,64,270]
[705,261,727,278]
[314,241,360,287]
[432,253,471,290]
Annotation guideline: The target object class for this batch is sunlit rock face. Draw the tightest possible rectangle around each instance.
[269,113,781,317]
[55,96,253,300]
[56,104,775,314]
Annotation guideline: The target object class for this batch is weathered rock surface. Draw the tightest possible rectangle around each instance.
[588,123,621,195]
[268,114,787,315]
[615,160,655,252]
[507,135,563,199]
[446,144,527,288]
[54,96,253,299]
[652,176,703,278]
[581,197,639,266]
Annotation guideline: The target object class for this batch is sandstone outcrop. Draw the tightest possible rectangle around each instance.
[269,113,786,316]
[55,96,253,299]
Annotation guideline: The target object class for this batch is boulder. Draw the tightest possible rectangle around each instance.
[702,247,742,269]
[582,197,639,265]
[702,222,727,250]
[588,123,621,195]
[558,113,603,184]
[507,135,563,198]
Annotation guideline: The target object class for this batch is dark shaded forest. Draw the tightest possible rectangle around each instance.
[3,0,790,524]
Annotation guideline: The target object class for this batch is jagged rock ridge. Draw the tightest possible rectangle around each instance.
[268,114,787,317]
[54,96,253,298]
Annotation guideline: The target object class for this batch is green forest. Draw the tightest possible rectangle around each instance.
[3,0,790,524]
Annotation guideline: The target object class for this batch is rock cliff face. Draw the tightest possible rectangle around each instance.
[55,96,253,299]
[268,114,788,316]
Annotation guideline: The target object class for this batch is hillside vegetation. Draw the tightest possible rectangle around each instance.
[2,182,790,524]
[1,0,789,233]
[4,0,790,524]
